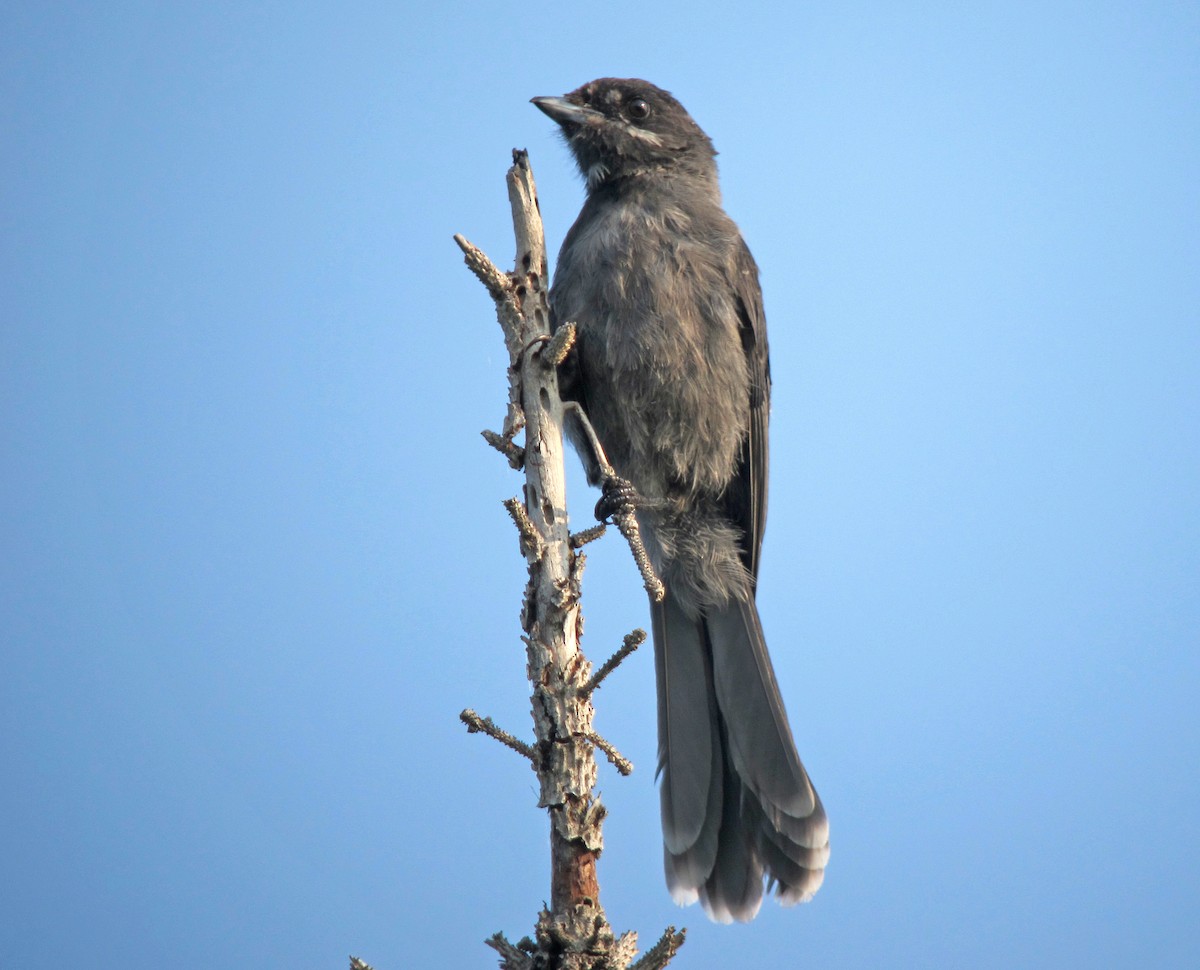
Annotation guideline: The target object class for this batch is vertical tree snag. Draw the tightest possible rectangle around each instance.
[451,152,684,970]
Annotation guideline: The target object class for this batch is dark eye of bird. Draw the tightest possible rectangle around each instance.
[626,98,651,121]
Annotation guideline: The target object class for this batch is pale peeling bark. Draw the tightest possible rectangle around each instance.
[448,152,684,970]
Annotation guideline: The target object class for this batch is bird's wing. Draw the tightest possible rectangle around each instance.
[725,238,771,586]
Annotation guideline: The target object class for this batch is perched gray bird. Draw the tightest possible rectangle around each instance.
[533,79,829,922]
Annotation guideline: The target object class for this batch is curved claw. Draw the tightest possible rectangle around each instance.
[595,475,639,522]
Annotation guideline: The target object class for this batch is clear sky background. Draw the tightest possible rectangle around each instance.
[3,2,1198,967]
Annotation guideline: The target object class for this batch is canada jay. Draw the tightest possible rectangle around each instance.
[533,78,828,922]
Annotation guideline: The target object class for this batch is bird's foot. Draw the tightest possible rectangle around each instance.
[595,475,639,522]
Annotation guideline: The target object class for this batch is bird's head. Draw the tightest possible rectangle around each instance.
[532,78,717,190]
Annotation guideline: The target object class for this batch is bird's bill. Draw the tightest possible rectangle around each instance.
[531,95,600,128]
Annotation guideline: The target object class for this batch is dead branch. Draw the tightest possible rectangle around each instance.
[460,709,537,762]
[452,151,684,969]
[581,630,647,698]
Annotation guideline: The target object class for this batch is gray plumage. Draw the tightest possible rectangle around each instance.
[533,78,828,922]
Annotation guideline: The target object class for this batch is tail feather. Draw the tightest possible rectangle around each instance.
[662,726,723,904]
[653,589,828,921]
[653,595,722,897]
[706,598,819,818]
[697,738,765,923]
[745,792,828,904]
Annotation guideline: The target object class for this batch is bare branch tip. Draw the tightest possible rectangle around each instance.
[581,629,646,697]
[503,496,545,559]
[545,323,576,367]
[454,233,513,307]
[629,926,686,970]
[460,709,537,762]
[502,402,526,440]
[482,428,525,469]
[588,731,633,776]
[569,522,607,548]
[486,932,533,969]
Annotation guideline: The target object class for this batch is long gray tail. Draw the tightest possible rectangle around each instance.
[652,591,829,922]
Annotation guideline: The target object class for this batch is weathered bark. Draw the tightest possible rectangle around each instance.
[450,152,684,970]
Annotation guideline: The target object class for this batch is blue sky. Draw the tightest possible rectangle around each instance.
[2,2,1198,967]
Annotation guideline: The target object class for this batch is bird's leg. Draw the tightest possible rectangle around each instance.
[562,401,661,600]
[561,400,642,521]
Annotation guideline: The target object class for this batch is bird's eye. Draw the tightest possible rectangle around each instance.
[626,98,651,121]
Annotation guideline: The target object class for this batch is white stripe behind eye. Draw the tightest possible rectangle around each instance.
[626,126,663,147]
